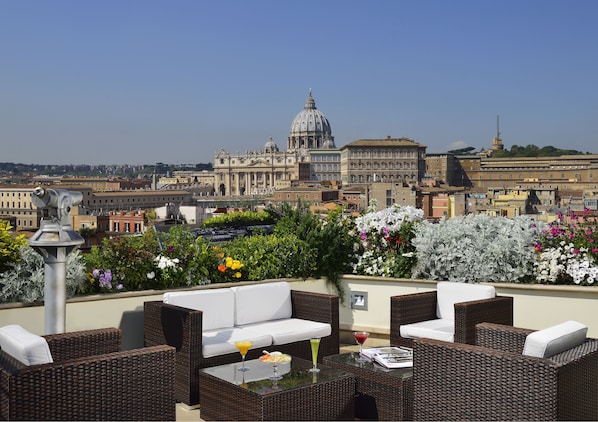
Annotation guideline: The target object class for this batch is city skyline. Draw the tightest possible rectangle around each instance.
[2,0,597,165]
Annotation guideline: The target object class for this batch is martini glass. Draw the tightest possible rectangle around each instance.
[234,340,252,372]
[353,331,369,362]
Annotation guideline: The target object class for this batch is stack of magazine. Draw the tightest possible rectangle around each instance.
[359,346,413,368]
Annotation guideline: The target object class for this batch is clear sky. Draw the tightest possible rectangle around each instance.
[2,0,597,165]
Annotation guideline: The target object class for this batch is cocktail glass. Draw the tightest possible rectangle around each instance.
[234,340,252,372]
[309,337,321,373]
[353,331,369,362]
[270,362,282,380]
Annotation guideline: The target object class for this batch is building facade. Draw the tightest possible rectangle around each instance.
[213,91,337,196]
[340,136,427,188]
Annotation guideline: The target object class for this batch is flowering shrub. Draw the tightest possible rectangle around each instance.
[534,209,598,285]
[89,268,123,292]
[411,214,543,283]
[214,253,245,282]
[352,201,423,277]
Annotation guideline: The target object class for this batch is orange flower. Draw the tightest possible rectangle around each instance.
[218,264,227,272]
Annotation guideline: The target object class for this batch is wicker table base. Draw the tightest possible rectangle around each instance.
[199,356,355,421]
[324,351,413,421]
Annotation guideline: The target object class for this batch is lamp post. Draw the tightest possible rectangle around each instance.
[28,187,84,334]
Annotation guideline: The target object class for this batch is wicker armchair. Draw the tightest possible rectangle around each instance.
[144,289,340,406]
[413,322,598,421]
[0,327,176,421]
[390,283,513,347]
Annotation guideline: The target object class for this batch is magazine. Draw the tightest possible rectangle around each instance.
[360,346,413,368]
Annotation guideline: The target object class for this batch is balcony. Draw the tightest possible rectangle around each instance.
[1,276,596,421]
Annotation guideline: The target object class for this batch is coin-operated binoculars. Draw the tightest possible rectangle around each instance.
[28,187,84,334]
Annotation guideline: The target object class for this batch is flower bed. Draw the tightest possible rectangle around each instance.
[1,204,597,305]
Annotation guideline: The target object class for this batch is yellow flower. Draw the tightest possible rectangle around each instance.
[231,260,243,270]
[225,257,233,268]
[234,272,242,278]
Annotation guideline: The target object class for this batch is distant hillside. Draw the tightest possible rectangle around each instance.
[0,162,213,177]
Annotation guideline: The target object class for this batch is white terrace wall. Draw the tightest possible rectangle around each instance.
[0,277,596,350]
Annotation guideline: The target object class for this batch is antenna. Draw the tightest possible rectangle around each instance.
[496,115,501,139]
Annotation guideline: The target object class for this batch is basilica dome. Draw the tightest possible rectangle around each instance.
[263,136,279,153]
[288,91,335,150]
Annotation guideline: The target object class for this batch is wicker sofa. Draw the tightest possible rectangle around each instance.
[413,322,598,421]
[390,281,513,348]
[144,281,340,406]
[0,327,176,421]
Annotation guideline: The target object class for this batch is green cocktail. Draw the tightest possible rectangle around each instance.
[309,337,321,373]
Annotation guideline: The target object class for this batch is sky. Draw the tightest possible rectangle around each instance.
[2,0,597,166]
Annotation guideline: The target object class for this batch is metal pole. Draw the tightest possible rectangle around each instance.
[42,246,68,334]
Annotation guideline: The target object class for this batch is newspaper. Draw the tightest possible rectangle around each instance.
[360,346,413,368]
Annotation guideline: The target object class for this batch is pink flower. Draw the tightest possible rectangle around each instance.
[573,249,580,255]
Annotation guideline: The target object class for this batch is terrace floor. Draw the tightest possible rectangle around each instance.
[175,339,388,421]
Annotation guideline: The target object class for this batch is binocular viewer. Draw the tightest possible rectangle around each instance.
[29,187,84,248]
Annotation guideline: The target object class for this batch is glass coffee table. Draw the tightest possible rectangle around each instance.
[199,356,355,421]
[324,351,413,421]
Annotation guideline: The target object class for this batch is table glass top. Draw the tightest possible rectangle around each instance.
[324,351,413,380]
[200,356,351,395]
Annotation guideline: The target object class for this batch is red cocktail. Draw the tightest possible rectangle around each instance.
[353,331,369,362]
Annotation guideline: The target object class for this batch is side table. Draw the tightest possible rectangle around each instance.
[324,351,413,421]
[199,356,355,420]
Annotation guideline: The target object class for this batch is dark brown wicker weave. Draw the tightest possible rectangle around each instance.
[323,352,413,421]
[199,357,355,420]
[390,287,513,347]
[0,327,176,421]
[413,322,598,421]
[144,289,340,406]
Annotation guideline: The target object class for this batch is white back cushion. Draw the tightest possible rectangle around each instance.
[436,282,496,320]
[523,320,587,358]
[164,289,235,330]
[233,282,293,325]
[0,325,53,366]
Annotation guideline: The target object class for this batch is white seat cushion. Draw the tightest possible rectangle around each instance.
[232,282,292,326]
[400,319,455,343]
[164,288,235,331]
[241,318,332,346]
[523,320,588,358]
[0,325,53,366]
[202,327,272,358]
[436,282,496,320]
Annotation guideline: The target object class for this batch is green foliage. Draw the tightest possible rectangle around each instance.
[218,233,316,281]
[0,247,86,303]
[202,210,275,228]
[271,202,356,297]
[492,144,586,158]
[0,220,27,273]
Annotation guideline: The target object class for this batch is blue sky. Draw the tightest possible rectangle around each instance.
[2,0,597,165]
